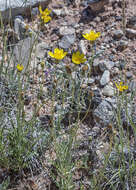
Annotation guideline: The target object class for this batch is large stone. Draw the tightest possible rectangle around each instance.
[102,84,115,97]
[129,80,136,92]
[126,28,136,39]
[100,70,110,86]
[93,100,115,126]
[0,0,51,22]
[13,35,37,70]
[113,29,123,40]
[99,60,115,72]
[36,42,49,59]
[117,40,128,51]
[127,16,136,30]
[87,0,109,12]
[59,26,75,36]
[80,6,95,23]
[59,34,75,49]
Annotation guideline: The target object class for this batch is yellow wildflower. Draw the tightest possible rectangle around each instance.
[41,16,51,23]
[16,64,24,72]
[83,30,100,42]
[72,51,87,64]
[39,6,52,23]
[39,6,51,16]
[48,48,67,60]
[115,82,128,92]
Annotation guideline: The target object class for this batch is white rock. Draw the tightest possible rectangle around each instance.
[59,26,75,36]
[100,70,110,86]
[102,85,115,96]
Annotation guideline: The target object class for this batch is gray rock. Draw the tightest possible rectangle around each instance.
[102,84,115,96]
[94,16,101,22]
[59,26,75,36]
[87,0,109,12]
[115,16,122,21]
[99,60,115,72]
[0,0,51,22]
[100,45,106,50]
[13,17,41,41]
[93,100,114,126]
[31,7,39,17]
[59,34,75,49]
[115,60,127,70]
[127,16,136,30]
[13,35,37,70]
[111,48,116,54]
[81,6,95,22]
[117,40,128,51]
[126,71,133,79]
[126,28,136,39]
[113,29,123,40]
[14,17,26,40]
[129,80,136,92]
[105,97,117,109]
[36,42,49,59]
[100,70,110,86]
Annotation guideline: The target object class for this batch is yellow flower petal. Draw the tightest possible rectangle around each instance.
[115,81,128,92]
[43,16,51,23]
[16,64,24,72]
[72,51,86,64]
[115,82,119,88]
[39,6,43,14]
[123,85,128,90]
[83,30,100,42]
[39,6,52,23]
[48,51,54,58]
[54,48,59,54]
[48,48,67,60]
[63,52,67,57]
[44,8,51,15]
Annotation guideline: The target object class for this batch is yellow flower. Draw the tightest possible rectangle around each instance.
[48,48,67,60]
[83,30,100,42]
[42,15,52,23]
[16,64,24,72]
[39,6,51,16]
[72,51,87,64]
[39,6,52,23]
[115,82,128,92]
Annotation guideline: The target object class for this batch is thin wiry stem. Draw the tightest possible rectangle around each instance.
[122,0,126,35]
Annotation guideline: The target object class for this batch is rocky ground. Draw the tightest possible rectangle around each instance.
[0,0,136,189]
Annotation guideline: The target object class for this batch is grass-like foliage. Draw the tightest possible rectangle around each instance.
[0,4,136,189]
